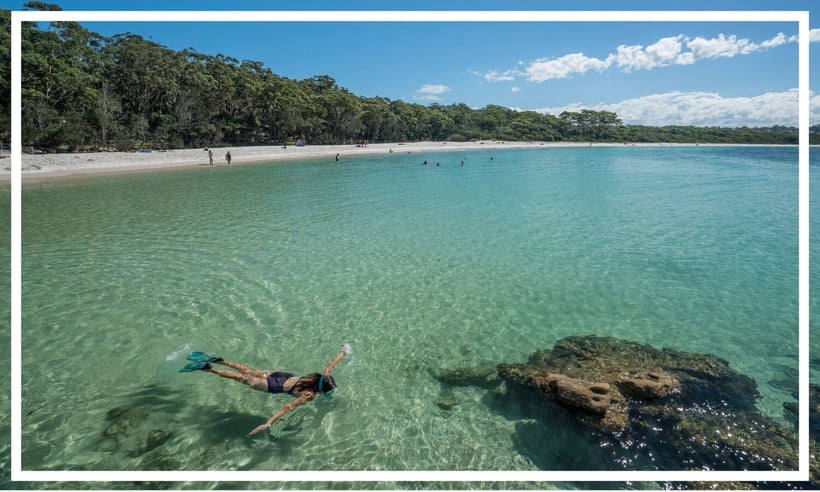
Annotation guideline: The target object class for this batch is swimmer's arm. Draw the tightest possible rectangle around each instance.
[248,392,315,437]
[323,345,347,375]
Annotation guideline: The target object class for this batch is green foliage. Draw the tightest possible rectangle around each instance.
[0,10,10,145]
[1,7,804,151]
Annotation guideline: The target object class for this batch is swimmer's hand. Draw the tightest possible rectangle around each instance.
[248,423,270,437]
[342,342,352,355]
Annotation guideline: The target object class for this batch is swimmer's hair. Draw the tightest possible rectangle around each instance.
[295,372,337,393]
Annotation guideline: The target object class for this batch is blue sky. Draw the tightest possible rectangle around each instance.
[10,0,820,127]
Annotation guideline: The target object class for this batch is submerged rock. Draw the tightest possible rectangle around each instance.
[493,335,799,474]
[784,383,820,485]
[99,406,174,461]
[435,392,460,411]
[129,428,173,458]
[434,365,500,388]
[102,407,150,447]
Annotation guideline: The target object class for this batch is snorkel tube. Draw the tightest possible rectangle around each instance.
[318,374,336,399]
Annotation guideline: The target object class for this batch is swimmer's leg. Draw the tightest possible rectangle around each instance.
[205,365,268,391]
[214,359,268,378]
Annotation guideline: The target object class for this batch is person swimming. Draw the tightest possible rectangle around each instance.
[181,343,351,436]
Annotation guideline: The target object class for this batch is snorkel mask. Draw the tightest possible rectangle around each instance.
[318,375,337,399]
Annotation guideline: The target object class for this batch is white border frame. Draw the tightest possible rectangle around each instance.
[9,9,810,484]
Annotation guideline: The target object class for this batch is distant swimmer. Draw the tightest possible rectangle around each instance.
[336,153,340,163]
[423,160,428,165]
[180,344,352,437]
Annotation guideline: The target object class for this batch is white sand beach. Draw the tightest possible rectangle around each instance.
[4,140,624,182]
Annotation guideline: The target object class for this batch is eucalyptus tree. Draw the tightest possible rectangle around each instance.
[323,88,363,144]
[361,97,399,143]
[0,9,11,147]
[300,75,363,144]
[558,109,622,141]
[21,10,104,149]
[388,99,419,142]
[257,73,303,144]
[442,103,476,140]
[103,33,188,148]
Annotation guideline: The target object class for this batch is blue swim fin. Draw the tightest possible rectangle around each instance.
[186,351,223,363]
[179,361,212,372]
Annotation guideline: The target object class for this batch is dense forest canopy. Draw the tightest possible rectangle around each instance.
[1,4,812,151]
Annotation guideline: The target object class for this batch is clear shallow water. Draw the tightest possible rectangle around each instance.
[6,145,809,481]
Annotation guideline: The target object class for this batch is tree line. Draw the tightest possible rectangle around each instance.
[1,5,810,152]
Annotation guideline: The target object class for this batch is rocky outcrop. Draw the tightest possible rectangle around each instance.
[618,370,677,399]
[532,369,679,430]
[497,337,686,433]
[521,372,630,430]
[550,375,613,413]
[440,335,801,476]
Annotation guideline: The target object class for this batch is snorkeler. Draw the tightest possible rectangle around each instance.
[181,343,352,437]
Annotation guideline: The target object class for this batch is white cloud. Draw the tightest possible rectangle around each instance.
[647,35,685,60]
[413,84,451,101]
[675,52,696,65]
[417,84,450,95]
[811,28,820,42]
[610,44,650,71]
[483,70,517,82]
[535,89,804,127]
[525,53,611,82]
[611,35,684,72]
[476,29,804,83]
[686,33,755,59]
[761,32,788,49]
[511,86,521,93]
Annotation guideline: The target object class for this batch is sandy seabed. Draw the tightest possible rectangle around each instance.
[3,140,656,183]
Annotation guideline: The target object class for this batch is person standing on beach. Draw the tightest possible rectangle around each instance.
[225,151,232,166]
[208,149,213,165]
[336,153,340,163]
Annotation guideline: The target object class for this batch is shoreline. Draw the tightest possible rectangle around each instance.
[2,140,799,184]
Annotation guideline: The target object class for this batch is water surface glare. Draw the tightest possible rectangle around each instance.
[18,146,802,474]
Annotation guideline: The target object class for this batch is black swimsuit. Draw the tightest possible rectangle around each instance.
[266,371,296,395]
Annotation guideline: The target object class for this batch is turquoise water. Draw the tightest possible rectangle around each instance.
[4,145,808,483]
